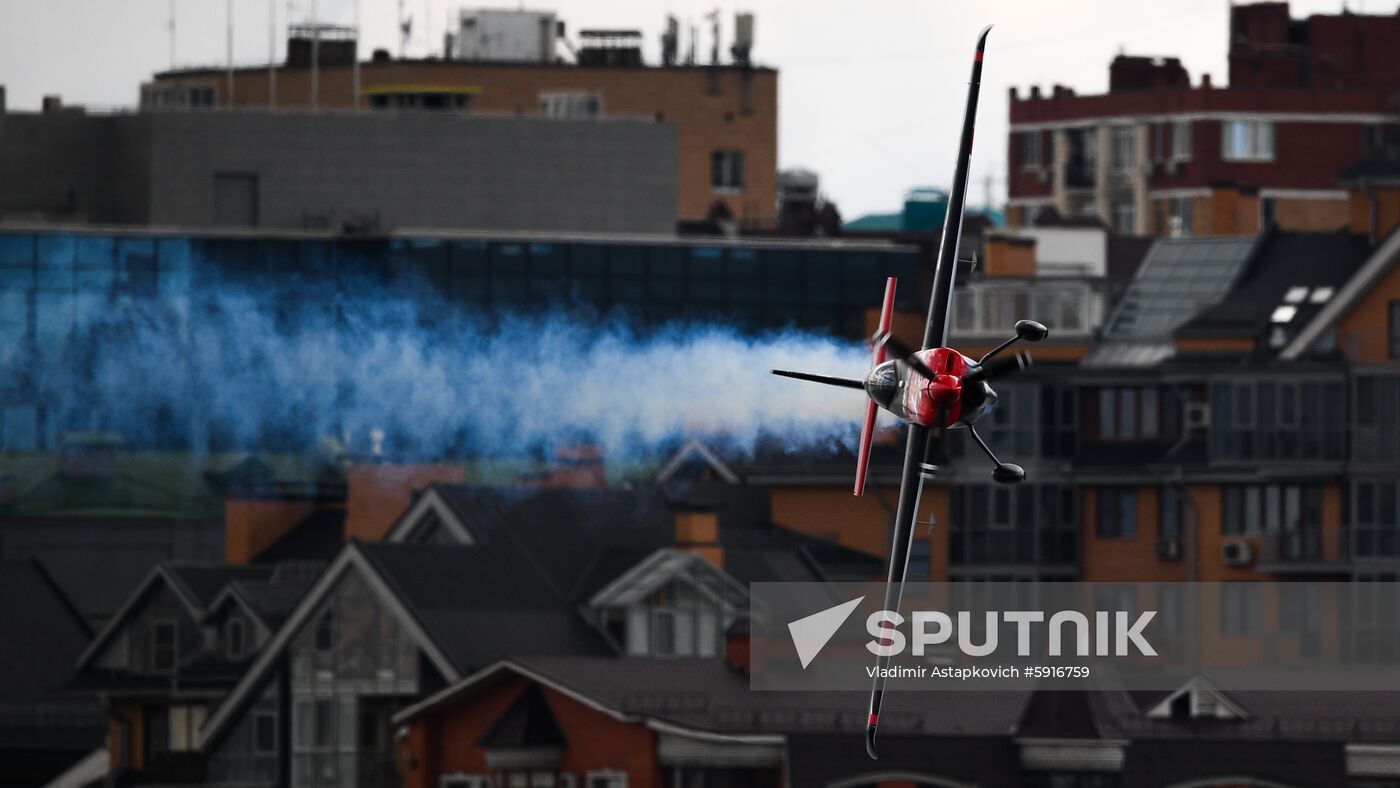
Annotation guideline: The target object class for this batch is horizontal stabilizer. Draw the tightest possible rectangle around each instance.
[771,370,865,390]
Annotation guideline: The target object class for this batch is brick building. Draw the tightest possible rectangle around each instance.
[143,26,777,229]
[1006,1,1400,238]
[760,171,1400,588]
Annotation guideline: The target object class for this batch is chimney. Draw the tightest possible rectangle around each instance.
[982,234,1038,277]
[41,95,62,113]
[225,494,343,563]
[675,507,723,568]
[1030,85,1042,99]
[345,462,467,542]
[1009,86,1018,101]
[1201,73,1213,89]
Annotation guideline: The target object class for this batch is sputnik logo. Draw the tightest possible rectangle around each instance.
[788,596,864,669]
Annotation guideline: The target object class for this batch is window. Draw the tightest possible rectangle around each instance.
[539,90,602,118]
[151,620,177,673]
[1111,126,1136,173]
[1211,378,1345,461]
[226,618,247,660]
[1170,120,1192,160]
[1221,119,1274,161]
[313,611,334,653]
[710,150,745,192]
[1389,300,1400,358]
[254,710,277,756]
[1112,198,1136,234]
[949,484,1077,566]
[586,773,628,788]
[1097,488,1137,539]
[908,538,931,581]
[1020,131,1043,169]
[168,704,207,752]
[652,609,676,657]
[1159,486,1184,541]
[1168,196,1193,237]
[1221,483,1322,562]
[1097,387,1163,440]
[1355,375,1400,462]
[1220,584,1261,635]
[1354,481,1400,558]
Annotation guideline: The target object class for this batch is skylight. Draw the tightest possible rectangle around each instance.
[1310,287,1334,303]
[1283,287,1309,304]
[1270,305,1298,323]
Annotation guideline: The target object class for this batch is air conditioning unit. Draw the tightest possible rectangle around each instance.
[1157,537,1182,561]
[1221,538,1254,566]
[1185,402,1210,430]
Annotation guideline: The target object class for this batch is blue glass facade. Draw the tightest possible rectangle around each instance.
[0,229,920,452]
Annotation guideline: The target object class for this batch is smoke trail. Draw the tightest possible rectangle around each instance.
[35,277,878,462]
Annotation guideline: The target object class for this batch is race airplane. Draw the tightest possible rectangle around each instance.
[771,26,1048,759]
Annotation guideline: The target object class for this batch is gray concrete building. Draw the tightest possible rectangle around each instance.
[0,108,677,234]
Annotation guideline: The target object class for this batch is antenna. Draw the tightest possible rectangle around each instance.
[398,0,412,59]
[309,0,319,108]
[706,9,720,65]
[226,0,235,108]
[168,0,176,69]
[352,0,361,107]
[268,0,277,108]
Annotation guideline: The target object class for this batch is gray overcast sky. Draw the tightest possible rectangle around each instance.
[0,0,1359,217]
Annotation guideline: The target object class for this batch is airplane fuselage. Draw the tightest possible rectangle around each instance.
[864,347,997,429]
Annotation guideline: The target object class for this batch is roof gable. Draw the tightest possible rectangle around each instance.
[1282,224,1400,359]
[476,683,567,749]
[384,486,476,545]
[1145,677,1250,721]
[587,548,748,610]
[198,543,462,749]
[75,564,207,671]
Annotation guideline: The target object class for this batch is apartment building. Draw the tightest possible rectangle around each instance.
[1006,1,1400,237]
[142,17,777,229]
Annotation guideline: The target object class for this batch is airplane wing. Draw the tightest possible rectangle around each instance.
[865,24,991,760]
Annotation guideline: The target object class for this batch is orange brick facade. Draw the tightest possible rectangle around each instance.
[153,61,778,227]
[399,677,662,788]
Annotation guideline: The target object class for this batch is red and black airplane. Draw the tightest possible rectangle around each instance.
[772,26,1048,760]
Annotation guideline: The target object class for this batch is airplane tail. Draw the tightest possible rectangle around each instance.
[853,277,897,496]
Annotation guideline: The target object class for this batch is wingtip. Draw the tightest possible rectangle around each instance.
[977,25,993,49]
[865,725,879,759]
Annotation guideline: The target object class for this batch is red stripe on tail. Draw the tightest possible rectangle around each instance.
[854,277,898,496]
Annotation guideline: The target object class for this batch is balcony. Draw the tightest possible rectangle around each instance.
[1256,531,1350,575]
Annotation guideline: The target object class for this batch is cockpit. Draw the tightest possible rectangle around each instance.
[864,360,899,408]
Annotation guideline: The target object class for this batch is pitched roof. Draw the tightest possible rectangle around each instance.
[1175,230,1371,356]
[355,541,612,671]
[1282,221,1400,359]
[0,560,93,704]
[251,507,345,564]
[398,656,1034,738]
[164,564,275,609]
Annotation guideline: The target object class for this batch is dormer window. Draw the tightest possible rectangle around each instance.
[227,617,247,660]
[1147,677,1248,721]
[151,620,177,673]
[589,550,746,659]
